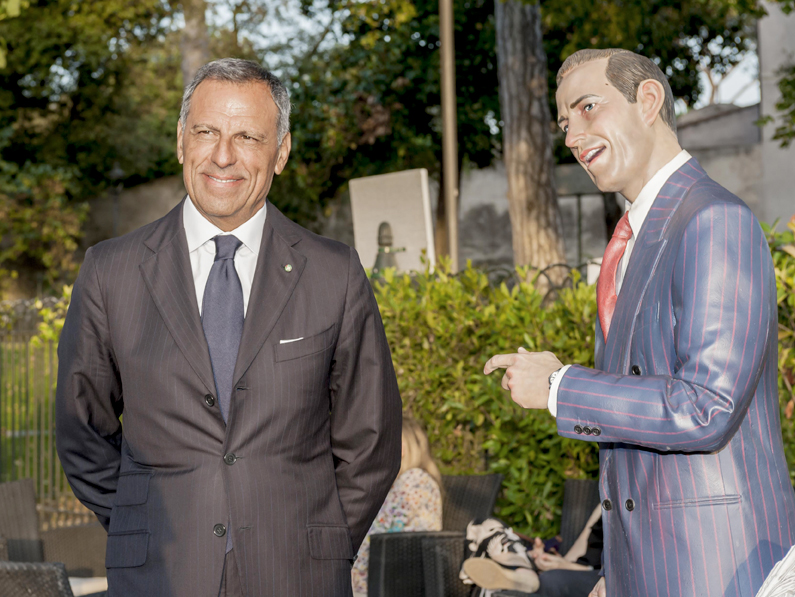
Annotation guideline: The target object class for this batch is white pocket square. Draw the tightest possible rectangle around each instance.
[280,337,304,344]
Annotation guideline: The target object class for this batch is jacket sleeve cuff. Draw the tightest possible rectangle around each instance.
[547,364,572,417]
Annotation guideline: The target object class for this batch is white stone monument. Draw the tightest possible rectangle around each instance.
[349,169,436,272]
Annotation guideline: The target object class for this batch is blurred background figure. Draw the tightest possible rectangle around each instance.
[352,416,444,596]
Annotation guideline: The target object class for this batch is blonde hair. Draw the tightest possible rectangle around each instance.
[557,48,677,133]
[400,416,442,488]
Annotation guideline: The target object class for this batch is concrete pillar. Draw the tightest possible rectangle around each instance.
[759,1,795,226]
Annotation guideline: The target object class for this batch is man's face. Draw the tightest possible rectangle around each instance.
[177,79,291,231]
[555,59,654,198]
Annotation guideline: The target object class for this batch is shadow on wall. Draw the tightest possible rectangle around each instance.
[82,176,187,254]
[459,204,514,269]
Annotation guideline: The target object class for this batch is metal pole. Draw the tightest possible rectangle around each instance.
[439,0,459,272]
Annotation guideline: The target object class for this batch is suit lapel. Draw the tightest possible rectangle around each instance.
[602,159,707,374]
[139,200,217,396]
[232,203,307,386]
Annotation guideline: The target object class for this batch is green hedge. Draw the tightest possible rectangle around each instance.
[374,219,795,537]
[8,220,793,538]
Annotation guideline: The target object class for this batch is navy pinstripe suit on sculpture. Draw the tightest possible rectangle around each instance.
[556,159,795,596]
[55,199,402,596]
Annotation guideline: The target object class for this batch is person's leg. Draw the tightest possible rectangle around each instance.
[537,569,601,597]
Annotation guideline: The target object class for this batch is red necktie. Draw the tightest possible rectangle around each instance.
[597,213,633,338]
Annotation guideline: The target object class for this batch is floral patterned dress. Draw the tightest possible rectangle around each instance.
[351,467,443,595]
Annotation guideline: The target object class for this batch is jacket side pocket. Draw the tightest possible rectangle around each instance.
[307,524,354,560]
[105,530,149,568]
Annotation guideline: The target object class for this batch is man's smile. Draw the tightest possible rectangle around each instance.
[204,174,244,185]
[580,146,605,167]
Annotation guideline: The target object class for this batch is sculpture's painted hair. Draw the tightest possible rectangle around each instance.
[557,49,677,133]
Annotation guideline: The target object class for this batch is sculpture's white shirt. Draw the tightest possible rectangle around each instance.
[548,150,692,416]
[182,196,267,317]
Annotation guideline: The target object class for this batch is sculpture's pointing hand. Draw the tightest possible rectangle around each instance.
[484,348,563,410]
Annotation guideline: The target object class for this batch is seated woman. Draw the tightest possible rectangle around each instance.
[462,505,602,597]
[530,505,602,597]
[351,415,443,597]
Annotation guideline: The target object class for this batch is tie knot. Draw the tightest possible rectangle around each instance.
[213,235,242,261]
[613,213,633,241]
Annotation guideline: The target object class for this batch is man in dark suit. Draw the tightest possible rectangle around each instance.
[56,58,402,597]
[485,49,795,596]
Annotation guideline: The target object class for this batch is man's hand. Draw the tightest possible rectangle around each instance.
[533,552,568,572]
[590,577,606,597]
[528,537,546,560]
[483,348,563,410]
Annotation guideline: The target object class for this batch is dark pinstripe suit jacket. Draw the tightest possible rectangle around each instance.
[55,199,402,596]
[556,159,795,597]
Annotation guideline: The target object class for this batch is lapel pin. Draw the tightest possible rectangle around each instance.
[284,264,293,272]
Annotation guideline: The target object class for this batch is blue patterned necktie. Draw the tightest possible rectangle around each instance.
[201,235,244,424]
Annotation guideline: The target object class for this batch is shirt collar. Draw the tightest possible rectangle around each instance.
[182,195,267,255]
[625,149,691,237]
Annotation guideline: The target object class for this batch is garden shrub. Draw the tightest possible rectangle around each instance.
[21,218,795,538]
[769,219,795,481]
[375,220,795,536]
[373,263,600,536]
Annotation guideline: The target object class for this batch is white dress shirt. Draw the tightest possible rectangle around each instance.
[182,196,267,317]
[547,150,692,416]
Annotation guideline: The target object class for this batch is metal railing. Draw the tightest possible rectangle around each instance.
[0,334,70,502]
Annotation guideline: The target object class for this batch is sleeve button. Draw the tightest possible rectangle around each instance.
[574,425,583,434]
[583,426,592,435]
[592,427,601,437]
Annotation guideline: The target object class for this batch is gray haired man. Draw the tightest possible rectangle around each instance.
[56,58,402,597]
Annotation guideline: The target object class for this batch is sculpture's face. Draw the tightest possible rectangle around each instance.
[177,79,291,231]
[556,58,654,199]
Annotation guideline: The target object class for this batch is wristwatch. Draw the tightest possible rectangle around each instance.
[548,367,563,389]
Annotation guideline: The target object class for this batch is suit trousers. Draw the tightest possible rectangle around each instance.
[219,549,244,597]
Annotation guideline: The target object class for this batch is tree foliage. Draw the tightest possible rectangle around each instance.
[0,130,87,296]
[270,0,500,224]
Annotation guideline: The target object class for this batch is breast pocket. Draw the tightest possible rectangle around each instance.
[275,325,336,363]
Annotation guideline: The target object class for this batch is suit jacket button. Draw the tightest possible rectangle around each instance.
[625,499,635,511]
[602,499,612,511]
[204,394,215,407]
[224,453,237,465]
[583,426,592,435]
[631,365,642,375]
[574,425,583,434]
[213,524,226,537]
[592,427,601,436]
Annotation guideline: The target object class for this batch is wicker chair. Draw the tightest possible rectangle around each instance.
[0,479,44,562]
[0,479,108,581]
[42,523,108,578]
[368,473,503,597]
[0,561,75,597]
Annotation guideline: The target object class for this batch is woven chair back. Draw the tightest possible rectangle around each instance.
[559,478,600,555]
[0,479,44,562]
[440,474,504,533]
